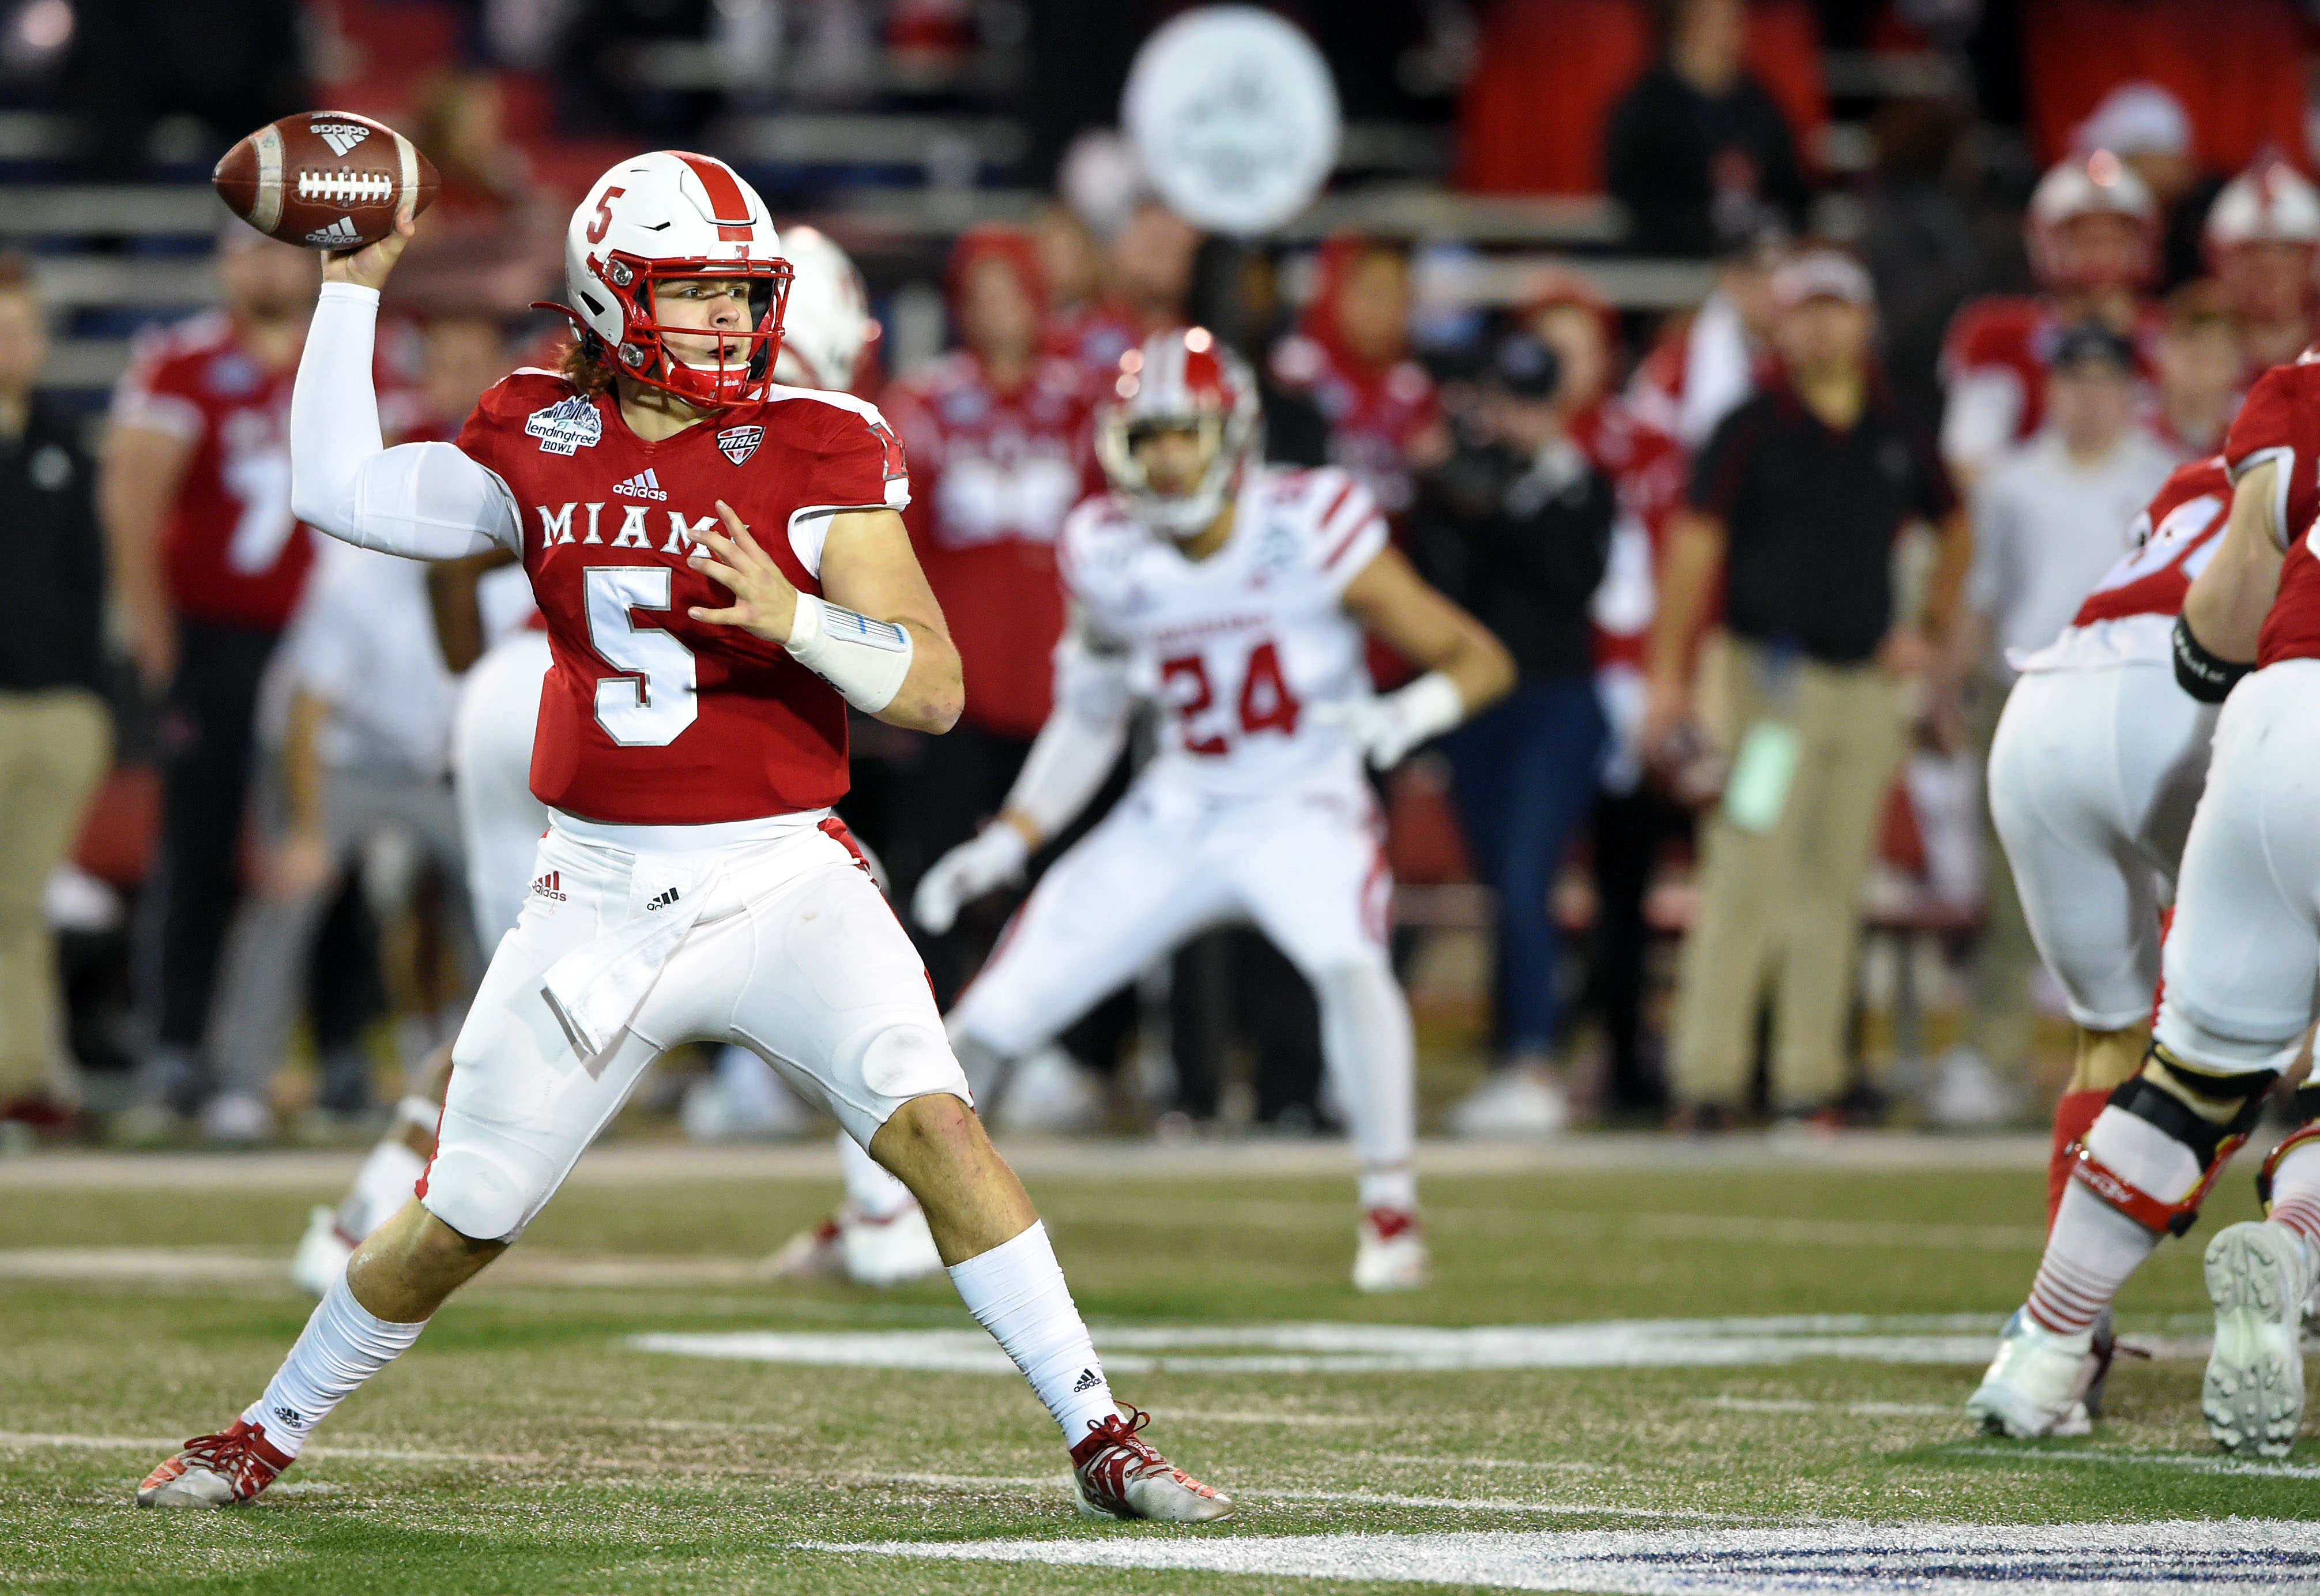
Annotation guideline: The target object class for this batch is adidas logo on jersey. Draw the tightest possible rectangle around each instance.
[613,469,668,501]
[530,870,567,902]
[645,887,681,911]
[304,216,361,248]
[311,120,371,157]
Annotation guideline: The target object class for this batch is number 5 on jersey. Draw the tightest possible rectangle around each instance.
[1161,639,1300,756]
[585,566,699,745]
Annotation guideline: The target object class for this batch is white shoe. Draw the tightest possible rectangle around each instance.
[1926,1045,2019,1128]
[766,1215,846,1280]
[839,1202,946,1287]
[681,1047,813,1142]
[1965,1308,2095,1438]
[1449,1064,1567,1140]
[1353,1209,1428,1292]
[2204,1219,2314,1457]
[993,1045,1106,1134]
[200,1092,274,1145]
[288,1205,354,1298]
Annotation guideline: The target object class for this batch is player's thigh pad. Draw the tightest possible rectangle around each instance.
[1988,668,2170,1029]
[425,828,661,1241]
[642,834,970,1150]
[1226,788,1395,977]
[2158,661,2320,1070]
[950,789,1236,1056]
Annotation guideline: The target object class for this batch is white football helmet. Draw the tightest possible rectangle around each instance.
[556,149,790,406]
[2028,150,2157,290]
[771,225,876,390]
[1095,326,1262,537]
[2207,159,2320,251]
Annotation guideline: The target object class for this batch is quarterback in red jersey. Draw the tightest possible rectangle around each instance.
[1939,152,2161,488]
[137,152,1229,1525]
[1967,352,2320,1459]
[1965,455,2227,1439]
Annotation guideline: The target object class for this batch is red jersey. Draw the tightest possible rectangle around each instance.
[1939,296,2163,449]
[1042,302,1146,381]
[454,370,910,824]
[2069,456,2232,628]
[1572,398,1688,671]
[1266,333,1439,517]
[883,351,1097,740]
[110,313,315,630]
[2233,359,2320,668]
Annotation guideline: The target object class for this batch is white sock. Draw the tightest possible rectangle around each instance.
[1359,1167,1417,1214]
[1316,963,1417,1172]
[2265,1140,2320,1265]
[243,1273,427,1457]
[947,1221,1116,1446]
[340,1139,427,1242]
[839,1131,916,1221]
[2024,1096,2195,1337]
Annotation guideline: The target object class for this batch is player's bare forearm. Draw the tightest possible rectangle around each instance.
[1340,545,1515,712]
[2184,463,2285,662]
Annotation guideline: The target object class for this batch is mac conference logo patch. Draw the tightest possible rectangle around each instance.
[717,425,763,466]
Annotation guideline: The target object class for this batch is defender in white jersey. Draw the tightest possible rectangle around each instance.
[916,328,1515,1292]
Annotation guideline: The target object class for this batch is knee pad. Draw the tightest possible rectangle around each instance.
[2071,1044,2276,1237]
[2257,1085,2320,1211]
[415,1140,536,1243]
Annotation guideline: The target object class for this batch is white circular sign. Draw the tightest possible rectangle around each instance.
[1123,6,1340,236]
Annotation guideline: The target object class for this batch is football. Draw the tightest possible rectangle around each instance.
[212,110,440,251]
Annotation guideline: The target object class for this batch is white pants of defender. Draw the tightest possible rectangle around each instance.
[453,631,553,950]
[424,820,969,1241]
[2157,658,2320,1075]
[950,773,1411,1167]
[1987,660,2216,1032]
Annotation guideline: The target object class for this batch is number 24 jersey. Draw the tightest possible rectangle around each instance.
[455,368,909,826]
[1056,466,1390,798]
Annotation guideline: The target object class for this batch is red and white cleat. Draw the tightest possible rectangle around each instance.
[137,1418,292,1507]
[1354,1208,1429,1293]
[766,1215,848,1281]
[1069,1405,1233,1523]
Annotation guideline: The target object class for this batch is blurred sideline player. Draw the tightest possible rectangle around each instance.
[1967,349,2320,1456]
[287,229,932,1292]
[913,329,1516,1292]
[2204,157,2320,376]
[1963,452,2229,1438]
[144,155,1230,1522]
[1940,150,2159,491]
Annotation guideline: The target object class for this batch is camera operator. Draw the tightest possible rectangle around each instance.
[1409,331,1618,1136]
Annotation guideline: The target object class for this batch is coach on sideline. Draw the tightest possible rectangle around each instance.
[1642,248,1968,1127]
[0,254,110,1136]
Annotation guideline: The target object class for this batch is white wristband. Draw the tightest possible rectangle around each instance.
[1392,670,1467,743]
[785,592,915,714]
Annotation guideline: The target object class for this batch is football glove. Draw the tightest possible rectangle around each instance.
[1321,671,1466,771]
[912,822,1031,935]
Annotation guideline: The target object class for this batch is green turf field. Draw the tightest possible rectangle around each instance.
[2,1138,2314,1594]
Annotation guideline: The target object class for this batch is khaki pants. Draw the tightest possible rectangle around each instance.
[1671,640,1908,1112]
[0,688,111,1099]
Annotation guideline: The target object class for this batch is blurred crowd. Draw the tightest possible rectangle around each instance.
[11,0,2320,1148]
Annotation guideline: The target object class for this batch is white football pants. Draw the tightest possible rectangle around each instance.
[453,630,552,950]
[950,773,1413,1172]
[424,819,969,1241]
[1986,660,2216,1030]
[2156,658,2320,1074]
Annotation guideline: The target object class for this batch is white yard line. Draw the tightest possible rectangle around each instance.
[861,1473,1724,1518]
[0,1431,539,1466]
[1940,1441,2320,1481]
[1701,1396,1959,1417]
[807,1519,2320,1594]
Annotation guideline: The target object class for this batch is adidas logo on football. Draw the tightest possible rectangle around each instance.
[530,870,567,902]
[645,887,681,911]
[304,216,361,248]
[311,120,371,157]
[613,468,668,501]
[1071,1368,1103,1394]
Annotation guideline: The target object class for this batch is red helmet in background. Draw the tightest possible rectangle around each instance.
[1096,327,1263,537]
[2028,150,2158,292]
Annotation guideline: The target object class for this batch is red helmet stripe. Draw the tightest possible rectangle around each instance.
[668,150,755,231]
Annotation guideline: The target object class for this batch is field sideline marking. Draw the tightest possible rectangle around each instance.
[1938,1441,2320,1481]
[863,1472,1731,1518]
[807,1519,2320,1593]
